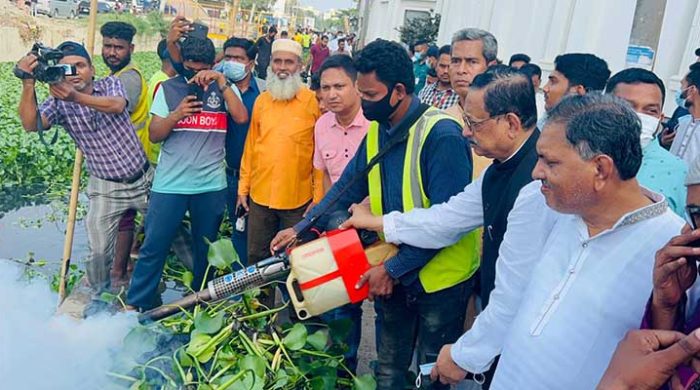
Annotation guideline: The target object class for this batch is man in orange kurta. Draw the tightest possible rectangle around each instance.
[238,39,323,265]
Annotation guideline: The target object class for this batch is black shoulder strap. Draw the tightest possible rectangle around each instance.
[298,103,431,237]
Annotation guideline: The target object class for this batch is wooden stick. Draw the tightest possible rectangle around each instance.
[57,0,98,306]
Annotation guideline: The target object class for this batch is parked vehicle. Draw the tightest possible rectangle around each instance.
[78,0,112,14]
[48,0,80,18]
[35,0,51,16]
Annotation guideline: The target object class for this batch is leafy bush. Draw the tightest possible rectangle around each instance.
[397,13,441,46]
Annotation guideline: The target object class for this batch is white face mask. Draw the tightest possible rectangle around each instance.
[637,112,660,149]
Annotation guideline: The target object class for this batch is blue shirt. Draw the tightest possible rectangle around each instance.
[295,97,473,291]
[637,138,687,217]
[226,77,262,169]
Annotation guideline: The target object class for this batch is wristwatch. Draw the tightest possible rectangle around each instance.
[220,81,232,92]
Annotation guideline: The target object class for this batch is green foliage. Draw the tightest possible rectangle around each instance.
[95,11,169,38]
[397,13,441,45]
[241,0,272,13]
[19,254,85,295]
[108,238,376,389]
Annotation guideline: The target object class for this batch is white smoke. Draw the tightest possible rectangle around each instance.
[0,261,139,390]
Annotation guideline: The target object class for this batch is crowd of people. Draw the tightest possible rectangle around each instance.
[12,15,700,389]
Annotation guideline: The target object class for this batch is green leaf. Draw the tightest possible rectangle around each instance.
[122,326,158,356]
[307,329,329,351]
[239,354,266,378]
[353,374,377,390]
[328,318,352,343]
[282,323,308,351]
[177,348,194,368]
[194,310,225,334]
[186,332,215,363]
[182,271,194,287]
[310,372,336,390]
[271,370,289,389]
[207,238,238,270]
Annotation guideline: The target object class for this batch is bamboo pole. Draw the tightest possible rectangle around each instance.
[57,0,98,306]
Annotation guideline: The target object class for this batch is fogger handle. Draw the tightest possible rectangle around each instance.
[364,242,399,266]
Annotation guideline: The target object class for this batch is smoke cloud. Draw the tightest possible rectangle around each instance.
[0,261,139,389]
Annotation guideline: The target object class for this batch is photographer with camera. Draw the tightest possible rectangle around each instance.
[125,36,248,311]
[15,41,152,301]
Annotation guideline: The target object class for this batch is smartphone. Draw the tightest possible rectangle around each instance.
[189,22,209,40]
[187,82,204,102]
[235,205,246,232]
[687,204,700,230]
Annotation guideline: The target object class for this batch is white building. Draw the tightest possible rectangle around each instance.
[357,0,700,114]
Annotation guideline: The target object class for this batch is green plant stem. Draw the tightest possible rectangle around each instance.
[106,371,139,382]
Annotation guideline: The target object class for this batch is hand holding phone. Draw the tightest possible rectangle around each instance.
[188,82,204,102]
[188,22,209,40]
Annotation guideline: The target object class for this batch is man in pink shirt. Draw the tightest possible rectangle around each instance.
[313,54,369,191]
[312,53,369,372]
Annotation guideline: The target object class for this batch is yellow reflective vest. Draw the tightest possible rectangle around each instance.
[366,107,481,293]
[114,64,156,163]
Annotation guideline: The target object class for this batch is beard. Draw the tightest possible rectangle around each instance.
[103,53,131,73]
[266,68,303,101]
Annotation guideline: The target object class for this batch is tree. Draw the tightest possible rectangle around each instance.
[240,0,271,13]
[397,12,441,45]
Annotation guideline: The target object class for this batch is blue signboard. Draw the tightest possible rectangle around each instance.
[626,45,655,70]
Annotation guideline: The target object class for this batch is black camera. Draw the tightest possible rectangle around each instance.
[14,43,77,84]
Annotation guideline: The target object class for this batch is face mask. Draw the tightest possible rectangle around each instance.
[181,67,197,80]
[361,86,400,122]
[637,112,660,149]
[214,60,247,82]
[676,88,690,108]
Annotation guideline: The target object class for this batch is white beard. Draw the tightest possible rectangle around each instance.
[266,68,303,101]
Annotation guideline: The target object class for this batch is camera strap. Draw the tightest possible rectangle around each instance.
[296,102,431,239]
[33,89,59,146]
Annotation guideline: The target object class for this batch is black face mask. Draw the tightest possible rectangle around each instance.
[181,67,197,80]
[361,85,401,122]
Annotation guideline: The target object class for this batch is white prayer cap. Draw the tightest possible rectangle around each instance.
[272,39,302,57]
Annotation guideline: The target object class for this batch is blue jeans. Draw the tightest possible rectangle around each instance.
[374,279,473,390]
[127,189,226,310]
[320,302,363,372]
[227,172,248,270]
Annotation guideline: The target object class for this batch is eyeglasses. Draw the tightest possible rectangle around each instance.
[462,113,506,132]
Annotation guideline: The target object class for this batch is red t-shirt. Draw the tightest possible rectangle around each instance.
[310,44,330,73]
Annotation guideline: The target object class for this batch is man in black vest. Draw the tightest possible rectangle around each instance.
[341,65,539,387]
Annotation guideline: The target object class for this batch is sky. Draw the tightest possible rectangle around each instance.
[301,0,355,11]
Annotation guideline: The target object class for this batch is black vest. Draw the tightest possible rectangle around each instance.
[478,129,540,306]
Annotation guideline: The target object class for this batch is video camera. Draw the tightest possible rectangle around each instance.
[14,43,77,84]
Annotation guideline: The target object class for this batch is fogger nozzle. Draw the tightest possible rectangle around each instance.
[138,254,290,322]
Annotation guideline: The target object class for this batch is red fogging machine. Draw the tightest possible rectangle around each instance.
[138,228,398,323]
[139,110,424,323]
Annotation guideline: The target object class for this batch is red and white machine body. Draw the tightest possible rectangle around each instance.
[286,229,374,320]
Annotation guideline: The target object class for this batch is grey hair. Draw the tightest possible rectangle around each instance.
[451,28,498,63]
[546,94,642,180]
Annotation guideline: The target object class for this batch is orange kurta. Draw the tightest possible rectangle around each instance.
[239,87,324,210]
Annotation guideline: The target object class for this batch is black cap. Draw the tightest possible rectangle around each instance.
[57,41,91,63]
[695,47,700,57]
